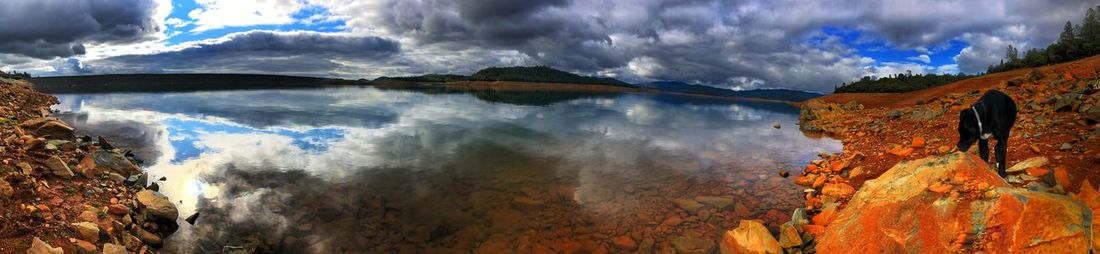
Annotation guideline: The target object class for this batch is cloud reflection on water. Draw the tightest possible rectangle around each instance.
[53,87,840,253]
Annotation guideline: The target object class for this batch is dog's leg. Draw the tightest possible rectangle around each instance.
[978,139,990,162]
[995,138,1008,177]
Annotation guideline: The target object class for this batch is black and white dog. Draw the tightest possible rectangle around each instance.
[957,90,1018,178]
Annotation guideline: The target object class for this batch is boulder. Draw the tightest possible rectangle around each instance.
[132,226,163,247]
[135,190,178,221]
[816,153,1092,253]
[27,237,63,254]
[719,220,782,254]
[44,156,74,179]
[777,222,803,249]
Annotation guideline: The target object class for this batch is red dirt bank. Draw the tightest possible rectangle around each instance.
[769,54,1100,253]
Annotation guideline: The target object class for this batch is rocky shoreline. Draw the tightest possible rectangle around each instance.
[0,77,179,254]
[712,67,1100,253]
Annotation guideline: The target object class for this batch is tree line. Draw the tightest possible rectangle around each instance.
[0,69,31,80]
[987,5,1100,73]
[834,71,975,93]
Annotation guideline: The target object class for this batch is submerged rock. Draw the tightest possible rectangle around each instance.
[672,236,715,254]
[816,153,1092,253]
[719,220,782,254]
[671,198,705,213]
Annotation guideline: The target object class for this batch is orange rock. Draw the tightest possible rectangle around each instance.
[1072,180,1100,251]
[830,161,846,172]
[1054,167,1071,189]
[794,175,815,187]
[927,182,952,194]
[805,164,820,173]
[910,137,925,148]
[801,225,826,235]
[719,220,782,254]
[1026,167,1050,177]
[1064,72,1077,82]
[887,146,914,157]
[812,202,839,226]
[937,145,951,154]
[816,153,1090,253]
[822,183,856,199]
[812,175,827,189]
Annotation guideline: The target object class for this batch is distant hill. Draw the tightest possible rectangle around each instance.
[377,66,634,87]
[31,74,347,94]
[638,81,823,102]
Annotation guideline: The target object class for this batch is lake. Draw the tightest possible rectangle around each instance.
[49,86,840,253]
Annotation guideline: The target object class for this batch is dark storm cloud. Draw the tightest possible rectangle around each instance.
[326,0,1097,92]
[0,0,163,59]
[87,31,400,76]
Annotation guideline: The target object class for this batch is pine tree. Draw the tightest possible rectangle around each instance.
[1082,7,1100,55]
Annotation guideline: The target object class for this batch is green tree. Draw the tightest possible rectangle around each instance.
[1082,7,1100,55]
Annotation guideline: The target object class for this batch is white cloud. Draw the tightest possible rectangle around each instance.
[907,54,931,63]
[187,0,304,32]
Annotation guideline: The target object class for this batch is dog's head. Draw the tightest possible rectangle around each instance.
[956,109,980,151]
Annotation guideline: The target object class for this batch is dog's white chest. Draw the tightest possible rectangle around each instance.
[980,133,993,140]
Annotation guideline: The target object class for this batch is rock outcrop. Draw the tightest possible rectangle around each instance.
[816,153,1092,253]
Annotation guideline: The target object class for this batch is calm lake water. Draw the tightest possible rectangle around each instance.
[50,86,840,253]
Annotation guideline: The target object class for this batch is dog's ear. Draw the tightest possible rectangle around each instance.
[957,110,976,134]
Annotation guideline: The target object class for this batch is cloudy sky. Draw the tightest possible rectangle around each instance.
[0,0,1096,92]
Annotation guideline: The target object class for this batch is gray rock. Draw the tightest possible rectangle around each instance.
[86,151,141,176]
[671,198,705,214]
[886,109,903,118]
[136,190,178,221]
[1054,93,1082,112]
[43,156,74,179]
[694,196,734,211]
[1060,143,1073,150]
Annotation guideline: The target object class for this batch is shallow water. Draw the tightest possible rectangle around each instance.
[51,87,840,253]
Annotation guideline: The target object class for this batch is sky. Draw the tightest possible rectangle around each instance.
[0,0,1096,93]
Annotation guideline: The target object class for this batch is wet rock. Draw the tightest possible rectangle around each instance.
[147,182,159,192]
[1006,156,1049,173]
[135,190,178,221]
[790,208,809,228]
[611,235,637,251]
[43,156,74,179]
[778,170,789,178]
[125,172,147,187]
[71,222,100,242]
[27,237,63,254]
[695,196,734,211]
[720,220,782,254]
[817,153,1091,253]
[778,221,803,249]
[672,236,715,254]
[671,198,705,214]
[103,243,127,254]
